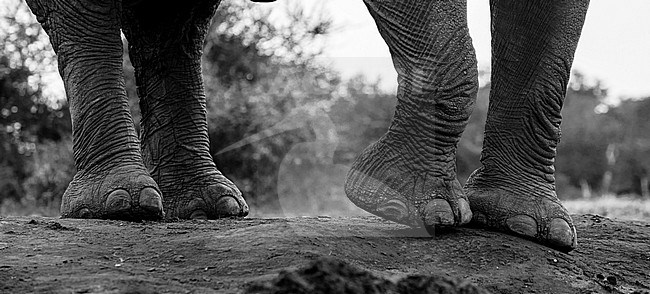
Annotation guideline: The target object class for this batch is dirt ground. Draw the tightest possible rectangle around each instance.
[1,214,649,294]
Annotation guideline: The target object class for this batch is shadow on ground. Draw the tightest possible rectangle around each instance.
[0,215,649,293]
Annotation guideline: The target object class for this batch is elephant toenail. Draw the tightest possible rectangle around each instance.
[190,210,208,220]
[186,198,209,219]
[506,215,537,237]
[106,190,131,212]
[215,196,242,217]
[457,198,472,225]
[377,199,408,222]
[423,199,454,227]
[240,199,250,217]
[548,218,576,249]
[472,211,487,224]
[139,188,163,215]
[78,208,92,219]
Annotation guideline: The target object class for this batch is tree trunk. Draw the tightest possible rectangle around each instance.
[641,176,649,198]
[579,179,591,199]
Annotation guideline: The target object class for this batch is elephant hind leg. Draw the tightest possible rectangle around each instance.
[345,0,477,230]
[26,0,164,220]
[465,0,590,251]
[121,0,248,220]
[465,169,576,251]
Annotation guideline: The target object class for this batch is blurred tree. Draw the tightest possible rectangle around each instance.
[0,0,71,209]
[606,98,650,197]
[556,71,650,199]
[202,0,340,212]
[555,72,612,199]
[329,75,395,164]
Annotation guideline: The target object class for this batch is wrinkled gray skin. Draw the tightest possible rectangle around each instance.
[346,0,589,252]
[26,0,588,251]
[26,0,248,221]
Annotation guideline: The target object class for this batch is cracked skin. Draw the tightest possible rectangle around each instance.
[26,0,590,252]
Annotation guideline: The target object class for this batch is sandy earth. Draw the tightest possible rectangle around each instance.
[0,214,649,293]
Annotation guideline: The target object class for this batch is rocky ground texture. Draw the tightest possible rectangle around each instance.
[1,214,649,293]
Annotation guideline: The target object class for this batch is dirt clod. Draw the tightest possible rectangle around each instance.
[245,257,489,294]
[45,222,76,231]
[245,257,395,294]
[606,276,617,286]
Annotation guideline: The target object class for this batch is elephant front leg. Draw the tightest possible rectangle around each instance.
[25,0,164,220]
[122,0,248,219]
[464,0,590,251]
[345,0,477,229]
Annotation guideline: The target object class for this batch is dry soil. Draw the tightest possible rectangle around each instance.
[0,214,649,293]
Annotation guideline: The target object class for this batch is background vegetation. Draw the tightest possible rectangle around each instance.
[1,0,649,220]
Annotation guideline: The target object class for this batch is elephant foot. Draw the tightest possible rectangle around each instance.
[61,165,164,220]
[464,168,577,252]
[344,134,472,230]
[157,170,249,220]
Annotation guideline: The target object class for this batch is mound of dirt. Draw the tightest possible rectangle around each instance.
[245,257,489,294]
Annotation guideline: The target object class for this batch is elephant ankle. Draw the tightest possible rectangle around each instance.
[464,166,557,199]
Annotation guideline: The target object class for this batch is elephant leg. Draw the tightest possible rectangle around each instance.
[25,0,164,220]
[121,0,249,219]
[345,0,477,229]
[464,0,589,251]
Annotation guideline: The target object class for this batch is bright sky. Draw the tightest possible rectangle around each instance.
[14,0,650,101]
[267,0,650,100]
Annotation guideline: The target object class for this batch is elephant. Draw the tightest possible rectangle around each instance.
[25,0,589,252]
